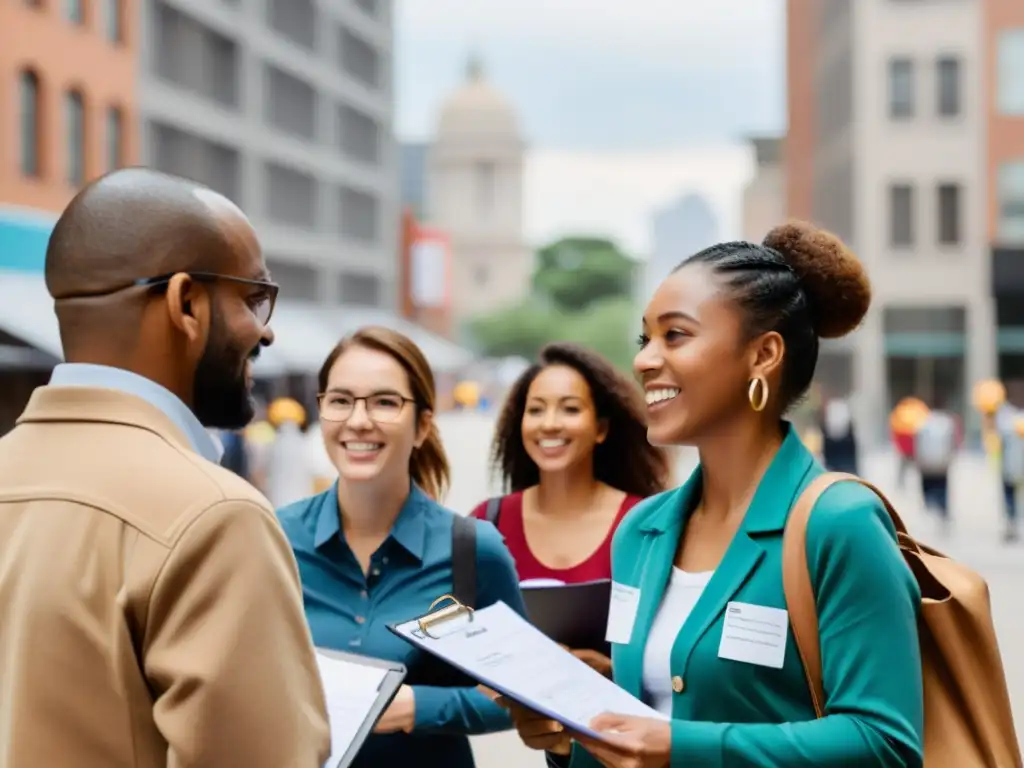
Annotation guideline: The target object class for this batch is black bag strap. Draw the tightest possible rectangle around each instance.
[484,496,502,526]
[451,514,477,609]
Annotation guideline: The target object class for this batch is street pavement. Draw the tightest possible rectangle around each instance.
[433,412,1024,766]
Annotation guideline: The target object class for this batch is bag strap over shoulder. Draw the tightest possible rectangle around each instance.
[451,514,478,609]
[782,471,907,719]
[484,496,502,526]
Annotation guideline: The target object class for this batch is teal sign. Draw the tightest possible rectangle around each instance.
[0,208,55,274]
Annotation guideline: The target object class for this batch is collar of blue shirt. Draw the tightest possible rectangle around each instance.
[48,363,224,464]
[313,480,431,561]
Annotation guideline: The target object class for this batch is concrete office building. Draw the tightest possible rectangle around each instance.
[787,0,993,442]
[138,0,398,310]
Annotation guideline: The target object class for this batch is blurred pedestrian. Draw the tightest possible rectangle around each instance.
[913,402,961,527]
[995,401,1023,543]
[891,397,929,489]
[818,394,858,474]
[0,168,329,767]
[265,396,315,507]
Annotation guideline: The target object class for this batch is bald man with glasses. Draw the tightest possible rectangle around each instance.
[0,168,330,768]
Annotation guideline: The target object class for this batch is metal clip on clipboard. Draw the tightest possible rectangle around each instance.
[417,593,475,639]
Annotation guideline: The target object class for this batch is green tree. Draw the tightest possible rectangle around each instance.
[468,297,639,374]
[561,297,639,373]
[532,237,637,313]
[466,299,559,360]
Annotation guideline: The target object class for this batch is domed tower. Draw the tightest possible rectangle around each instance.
[427,55,532,324]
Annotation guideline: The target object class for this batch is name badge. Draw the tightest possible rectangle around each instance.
[605,582,641,645]
[717,601,788,669]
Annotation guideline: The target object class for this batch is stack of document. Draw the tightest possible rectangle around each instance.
[389,601,665,742]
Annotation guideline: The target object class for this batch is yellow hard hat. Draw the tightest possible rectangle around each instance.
[890,397,930,435]
[454,380,480,407]
[972,379,1006,415]
[267,398,306,427]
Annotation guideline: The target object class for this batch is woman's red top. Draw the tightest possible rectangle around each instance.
[469,492,643,583]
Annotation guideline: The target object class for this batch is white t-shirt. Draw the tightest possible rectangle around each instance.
[266,422,316,508]
[823,399,852,439]
[641,568,714,716]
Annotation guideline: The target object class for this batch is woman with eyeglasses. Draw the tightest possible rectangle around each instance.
[276,326,525,768]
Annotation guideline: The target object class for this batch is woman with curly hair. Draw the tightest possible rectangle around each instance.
[470,342,671,589]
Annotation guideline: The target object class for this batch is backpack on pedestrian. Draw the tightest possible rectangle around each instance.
[913,411,957,476]
[783,473,1022,768]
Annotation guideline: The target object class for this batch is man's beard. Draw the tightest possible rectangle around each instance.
[192,311,259,430]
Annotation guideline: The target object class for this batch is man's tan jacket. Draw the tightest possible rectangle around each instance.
[0,386,331,767]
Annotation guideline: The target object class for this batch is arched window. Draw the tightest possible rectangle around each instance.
[106,106,123,171]
[66,89,85,186]
[19,69,41,178]
[102,0,123,43]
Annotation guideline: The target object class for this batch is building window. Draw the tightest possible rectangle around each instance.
[267,0,316,51]
[102,0,124,43]
[998,161,1024,244]
[150,122,242,204]
[264,65,317,140]
[265,258,319,302]
[337,104,380,164]
[889,183,914,247]
[66,89,86,186]
[998,29,1024,115]
[19,70,41,178]
[64,0,84,24]
[338,186,379,242]
[936,183,961,246]
[265,162,319,228]
[339,271,382,306]
[338,27,380,89]
[888,57,914,119]
[106,107,124,171]
[936,56,961,117]
[153,1,240,109]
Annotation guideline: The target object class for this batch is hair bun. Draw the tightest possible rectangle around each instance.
[763,220,871,339]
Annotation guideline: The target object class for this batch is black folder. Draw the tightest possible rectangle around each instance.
[521,578,612,655]
[316,648,407,768]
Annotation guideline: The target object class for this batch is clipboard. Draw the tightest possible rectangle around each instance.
[315,648,407,768]
[385,594,480,689]
[521,578,612,655]
[387,598,666,742]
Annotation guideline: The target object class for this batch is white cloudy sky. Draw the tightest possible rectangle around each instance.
[394,0,786,254]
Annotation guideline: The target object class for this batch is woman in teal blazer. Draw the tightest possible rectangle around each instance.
[507,222,925,767]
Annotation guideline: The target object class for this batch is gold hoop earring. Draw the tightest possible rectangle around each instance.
[748,377,769,412]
